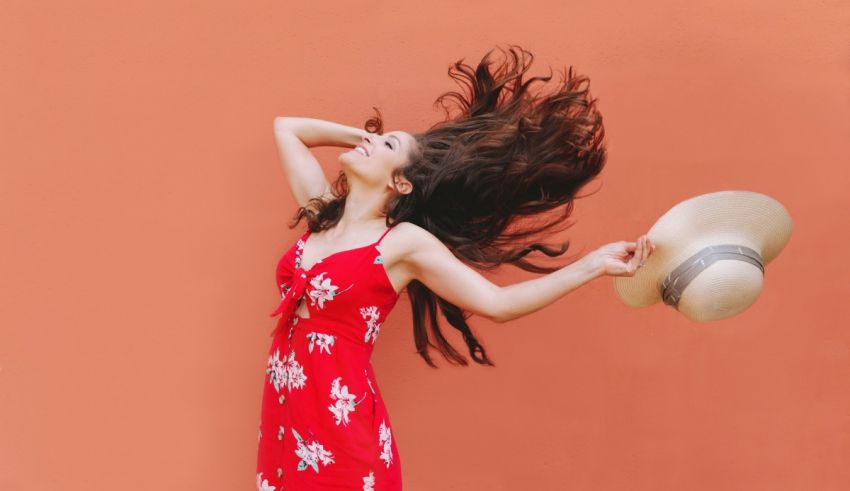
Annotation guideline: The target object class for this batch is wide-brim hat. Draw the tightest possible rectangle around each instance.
[613,190,793,323]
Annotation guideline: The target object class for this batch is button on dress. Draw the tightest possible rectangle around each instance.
[256,225,402,491]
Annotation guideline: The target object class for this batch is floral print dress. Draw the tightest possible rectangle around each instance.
[257,225,402,490]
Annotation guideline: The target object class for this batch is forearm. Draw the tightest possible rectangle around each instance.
[274,116,368,148]
[494,256,603,323]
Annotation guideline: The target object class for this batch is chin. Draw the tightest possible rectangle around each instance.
[339,155,363,177]
[338,152,354,167]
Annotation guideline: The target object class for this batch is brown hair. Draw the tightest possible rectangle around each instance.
[289,44,608,368]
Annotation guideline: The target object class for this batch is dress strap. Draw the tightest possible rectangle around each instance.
[374,225,394,245]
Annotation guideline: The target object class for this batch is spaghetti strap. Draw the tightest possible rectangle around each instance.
[374,225,394,245]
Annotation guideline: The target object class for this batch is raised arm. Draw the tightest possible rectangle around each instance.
[399,223,606,324]
[272,117,369,209]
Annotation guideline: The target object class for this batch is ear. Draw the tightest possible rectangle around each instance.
[391,175,413,195]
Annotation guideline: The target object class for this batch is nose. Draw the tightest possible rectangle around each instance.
[362,135,375,154]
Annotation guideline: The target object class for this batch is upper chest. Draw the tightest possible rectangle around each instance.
[275,232,400,301]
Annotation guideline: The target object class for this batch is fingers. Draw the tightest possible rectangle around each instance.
[636,236,645,270]
[626,237,643,274]
[639,234,655,264]
[619,234,656,276]
[633,234,655,273]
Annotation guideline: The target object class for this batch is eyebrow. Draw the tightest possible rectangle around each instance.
[389,134,402,150]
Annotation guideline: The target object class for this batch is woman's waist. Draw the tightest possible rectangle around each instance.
[288,316,376,353]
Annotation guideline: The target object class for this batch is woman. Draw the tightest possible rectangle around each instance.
[256,45,655,491]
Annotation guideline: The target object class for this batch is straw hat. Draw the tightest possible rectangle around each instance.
[613,190,793,322]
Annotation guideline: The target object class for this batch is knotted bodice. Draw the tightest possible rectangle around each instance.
[267,226,400,353]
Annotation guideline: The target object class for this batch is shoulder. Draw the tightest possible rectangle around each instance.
[384,222,439,255]
[373,222,438,292]
[377,222,441,271]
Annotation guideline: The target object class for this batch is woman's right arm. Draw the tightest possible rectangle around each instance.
[272,117,369,208]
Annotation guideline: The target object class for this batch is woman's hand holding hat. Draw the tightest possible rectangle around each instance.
[587,234,656,278]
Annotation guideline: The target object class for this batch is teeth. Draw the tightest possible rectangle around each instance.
[355,146,367,156]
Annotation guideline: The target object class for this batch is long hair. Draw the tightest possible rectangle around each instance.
[289,44,608,368]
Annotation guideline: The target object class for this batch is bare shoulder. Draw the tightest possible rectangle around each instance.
[379,222,420,262]
[376,222,438,292]
[383,222,439,248]
[380,222,439,259]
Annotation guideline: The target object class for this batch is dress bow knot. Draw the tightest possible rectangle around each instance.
[269,269,310,329]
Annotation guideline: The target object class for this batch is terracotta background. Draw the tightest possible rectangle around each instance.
[2,1,849,489]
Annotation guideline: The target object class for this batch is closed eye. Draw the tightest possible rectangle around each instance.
[385,141,393,149]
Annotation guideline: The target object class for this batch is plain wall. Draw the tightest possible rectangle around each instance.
[1,0,849,489]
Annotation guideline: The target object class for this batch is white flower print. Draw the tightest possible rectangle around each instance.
[294,238,305,268]
[327,376,367,427]
[306,331,336,355]
[360,306,382,344]
[292,428,335,473]
[362,470,375,491]
[256,472,276,491]
[308,272,339,308]
[276,237,306,299]
[378,419,393,468]
[282,349,307,391]
[266,348,287,393]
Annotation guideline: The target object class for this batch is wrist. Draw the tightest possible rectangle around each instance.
[344,127,369,147]
[579,254,604,280]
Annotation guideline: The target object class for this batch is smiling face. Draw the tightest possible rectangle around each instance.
[338,130,417,196]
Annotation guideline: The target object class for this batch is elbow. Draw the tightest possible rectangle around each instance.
[273,116,292,133]
[489,291,512,324]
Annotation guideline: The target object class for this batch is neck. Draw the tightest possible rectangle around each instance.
[337,182,390,229]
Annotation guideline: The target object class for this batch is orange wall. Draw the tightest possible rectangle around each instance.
[2,1,849,489]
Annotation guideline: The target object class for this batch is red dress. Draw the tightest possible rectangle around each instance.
[257,225,402,491]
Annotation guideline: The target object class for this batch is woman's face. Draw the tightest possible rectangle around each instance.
[339,130,416,195]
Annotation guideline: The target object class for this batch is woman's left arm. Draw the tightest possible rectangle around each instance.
[399,224,603,323]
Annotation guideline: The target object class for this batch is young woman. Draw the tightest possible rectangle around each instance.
[256,45,655,491]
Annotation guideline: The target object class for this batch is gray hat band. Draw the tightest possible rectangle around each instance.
[661,245,764,310]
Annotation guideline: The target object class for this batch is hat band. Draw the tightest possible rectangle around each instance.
[661,245,764,310]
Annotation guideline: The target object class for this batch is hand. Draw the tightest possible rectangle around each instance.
[586,234,656,277]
